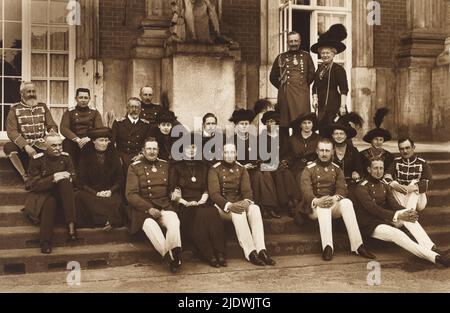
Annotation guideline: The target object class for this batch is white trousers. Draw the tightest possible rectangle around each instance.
[218,204,266,260]
[142,210,182,258]
[392,188,427,212]
[309,199,363,252]
[372,221,437,263]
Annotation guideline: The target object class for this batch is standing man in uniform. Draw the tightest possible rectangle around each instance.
[23,132,78,254]
[352,159,450,267]
[60,88,103,169]
[299,138,374,261]
[208,143,276,266]
[126,137,182,273]
[384,137,432,212]
[3,81,58,182]
[112,97,152,176]
[270,31,315,135]
[139,86,162,130]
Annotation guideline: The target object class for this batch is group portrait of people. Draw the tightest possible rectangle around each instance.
[3,24,450,274]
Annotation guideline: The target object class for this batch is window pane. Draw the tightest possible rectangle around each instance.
[31,0,48,24]
[31,53,47,77]
[32,80,47,103]
[3,50,21,76]
[317,0,345,6]
[50,28,69,51]
[50,80,68,105]
[31,27,47,50]
[4,22,22,48]
[50,54,68,77]
[4,0,22,21]
[2,105,12,132]
[50,0,67,24]
[4,78,21,103]
[0,24,3,49]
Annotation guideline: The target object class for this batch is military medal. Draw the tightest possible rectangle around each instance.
[191,176,197,183]
[230,169,234,173]
[151,165,157,173]
[325,167,329,172]
[293,55,299,66]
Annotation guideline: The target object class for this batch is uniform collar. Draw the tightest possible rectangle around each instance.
[316,159,332,167]
[76,105,90,112]
[221,161,236,168]
[402,156,418,164]
[367,175,382,183]
[127,115,140,124]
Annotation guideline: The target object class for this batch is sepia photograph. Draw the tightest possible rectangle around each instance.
[0,0,449,298]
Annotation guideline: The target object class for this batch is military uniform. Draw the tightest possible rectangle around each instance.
[60,105,103,168]
[126,158,180,258]
[299,161,364,252]
[4,101,58,176]
[23,151,76,244]
[352,176,438,264]
[111,116,152,175]
[384,156,432,211]
[208,161,267,260]
[140,102,162,129]
[270,50,315,127]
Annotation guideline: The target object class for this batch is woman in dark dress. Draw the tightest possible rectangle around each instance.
[75,127,124,230]
[170,134,227,268]
[311,24,349,134]
[201,113,222,166]
[360,108,395,177]
[154,109,180,163]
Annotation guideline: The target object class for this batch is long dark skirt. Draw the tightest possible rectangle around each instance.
[178,204,225,260]
[75,190,124,228]
[271,167,301,209]
[248,169,279,210]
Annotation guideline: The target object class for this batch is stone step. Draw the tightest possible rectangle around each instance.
[0,169,22,186]
[1,225,449,276]
[428,160,450,174]
[431,174,450,190]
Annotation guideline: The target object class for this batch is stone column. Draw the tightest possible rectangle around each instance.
[395,0,447,140]
[127,0,171,103]
[351,0,376,138]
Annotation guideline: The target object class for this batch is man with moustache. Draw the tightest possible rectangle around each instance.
[112,97,152,175]
[270,31,315,135]
[24,132,78,254]
[139,86,163,130]
[126,137,182,273]
[352,158,450,267]
[4,81,58,182]
[60,88,103,168]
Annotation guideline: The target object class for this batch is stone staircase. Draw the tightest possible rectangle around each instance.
[0,142,449,275]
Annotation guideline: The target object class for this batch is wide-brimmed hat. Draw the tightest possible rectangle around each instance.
[311,24,347,55]
[261,111,280,125]
[87,127,112,140]
[290,112,318,130]
[363,108,392,143]
[156,109,177,124]
[229,109,255,123]
[324,112,364,139]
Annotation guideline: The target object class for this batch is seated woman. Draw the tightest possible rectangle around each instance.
[360,108,395,177]
[170,133,227,268]
[75,127,124,230]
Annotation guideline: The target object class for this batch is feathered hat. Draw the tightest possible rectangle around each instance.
[156,109,177,124]
[261,111,280,125]
[290,112,318,130]
[363,108,392,143]
[229,109,255,124]
[311,24,347,55]
[324,112,364,139]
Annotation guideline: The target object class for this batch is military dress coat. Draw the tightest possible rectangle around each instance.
[299,161,347,215]
[126,158,174,234]
[351,176,406,236]
[270,50,315,127]
[24,152,75,222]
[60,106,103,141]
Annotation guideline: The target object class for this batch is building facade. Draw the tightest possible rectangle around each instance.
[1,0,449,141]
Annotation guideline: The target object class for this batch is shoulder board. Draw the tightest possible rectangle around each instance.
[116,117,126,122]
[307,162,317,169]
[33,153,44,159]
[213,162,221,168]
[140,119,149,124]
[360,180,368,186]
[300,49,310,55]
[418,157,426,163]
[61,152,69,156]
[68,106,76,111]
[395,157,402,160]
[131,160,142,166]
[331,162,340,168]
[11,102,21,108]
[235,162,244,167]
[157,158,167,163]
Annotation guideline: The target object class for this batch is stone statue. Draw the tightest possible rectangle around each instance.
[168,0,232,45]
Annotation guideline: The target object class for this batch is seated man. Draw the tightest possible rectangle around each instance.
[352,159,450,267]
[126,137,182,273]
[4,81,58,182]
[60,88,103,169]
[384,137,432,212]
[112,97,152,176]
[208,143,275,266]
[23,132,78,254]
[299,138,374,261]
